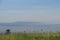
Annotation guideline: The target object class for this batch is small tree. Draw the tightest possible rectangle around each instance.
[5,29,11,34]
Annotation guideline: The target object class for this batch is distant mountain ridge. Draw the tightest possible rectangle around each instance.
[0,22,44,27]
[0,22,60,33]
[0,22,60,27]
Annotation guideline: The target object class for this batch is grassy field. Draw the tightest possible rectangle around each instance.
[0,33,60,40]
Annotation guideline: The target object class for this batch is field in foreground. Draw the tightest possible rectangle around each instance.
[0,33,60,40]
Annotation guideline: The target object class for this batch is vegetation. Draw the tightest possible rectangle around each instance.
[0,33,60,40]
[5,29,11,34]
[0,29,60,40]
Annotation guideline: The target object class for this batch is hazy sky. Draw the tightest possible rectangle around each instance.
[0,0,60,23]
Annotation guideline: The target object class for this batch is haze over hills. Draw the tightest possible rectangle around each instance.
[0,22,60,33]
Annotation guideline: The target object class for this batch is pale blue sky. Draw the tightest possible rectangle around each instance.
[0,0,60,23]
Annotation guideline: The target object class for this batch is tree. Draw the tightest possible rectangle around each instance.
[5,29,11,34]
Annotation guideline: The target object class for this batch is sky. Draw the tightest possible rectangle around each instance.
[0,0,60,24]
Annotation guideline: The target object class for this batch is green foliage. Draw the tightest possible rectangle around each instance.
[5,29,11,34]
[0,33,60,40]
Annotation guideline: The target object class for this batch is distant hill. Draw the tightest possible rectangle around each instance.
[0,22,44,27]
[0,22,60,33]
[0,22,60,27]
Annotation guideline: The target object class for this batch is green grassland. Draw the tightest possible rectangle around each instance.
[0,33,60,40]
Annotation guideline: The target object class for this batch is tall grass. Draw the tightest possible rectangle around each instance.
[0,33,60,40]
